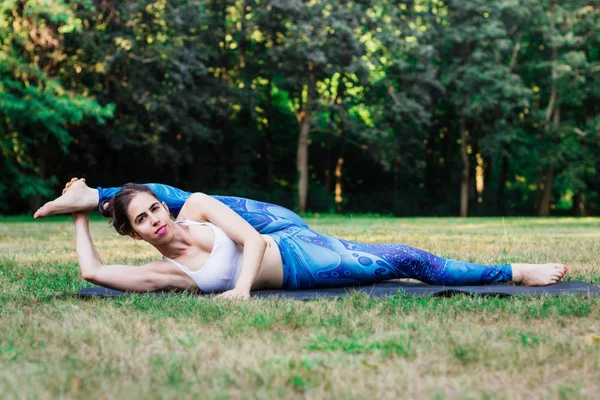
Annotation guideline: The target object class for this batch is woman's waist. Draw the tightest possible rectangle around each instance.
[252,234,284,289]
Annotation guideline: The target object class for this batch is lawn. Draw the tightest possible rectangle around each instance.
[1,215,599,399]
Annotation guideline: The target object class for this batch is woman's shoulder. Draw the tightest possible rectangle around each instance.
[176,192,210,220]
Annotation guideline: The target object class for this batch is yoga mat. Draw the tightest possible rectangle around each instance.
[74,280,600,300]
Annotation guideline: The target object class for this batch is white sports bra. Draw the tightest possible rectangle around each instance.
[163,220,243,292]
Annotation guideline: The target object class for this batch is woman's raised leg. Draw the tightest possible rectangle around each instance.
[35,179,309,233]
[98,185,308,232]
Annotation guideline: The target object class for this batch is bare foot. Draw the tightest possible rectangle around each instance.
[511,263,568,286]
[33,178,99,219]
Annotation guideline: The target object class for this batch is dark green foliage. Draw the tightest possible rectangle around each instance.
[1,0,600,215]
[0,0,113,212]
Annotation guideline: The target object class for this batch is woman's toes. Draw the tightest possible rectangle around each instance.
[33,203,51,219]
[65,177,77,188]
[554,265,564,274]
[62,178,82,194]
[556,267,564,275]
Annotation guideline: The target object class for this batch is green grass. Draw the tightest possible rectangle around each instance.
[1,216,600,399]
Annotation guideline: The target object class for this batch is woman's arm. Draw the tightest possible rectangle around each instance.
[179,193,267,299]
[73,212,190,292]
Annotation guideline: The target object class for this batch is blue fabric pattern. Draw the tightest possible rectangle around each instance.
[268,225,512,289]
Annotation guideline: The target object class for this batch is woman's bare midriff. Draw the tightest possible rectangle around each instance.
[253,234,284,290]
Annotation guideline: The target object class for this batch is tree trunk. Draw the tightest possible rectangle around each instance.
[263,75,274,190]
[324,81,336,192]
[295,62,316,213]
[459,116,469,217]
[535,165,544,212]
[333,78,346,212]
[424,127,437,200]
[538,167,554,217]
[498,149,509,215]
[392,160,400,215]
[334,151,344,212]
[573,191,586,216]
[324,128,333,192]
[482,155,492,214]
[538,32,558,216]
[297,116,310,213]
[539,105,560,216]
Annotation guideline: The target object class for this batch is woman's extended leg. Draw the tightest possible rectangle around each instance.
[34,180,308,233]
[268,226,566,289]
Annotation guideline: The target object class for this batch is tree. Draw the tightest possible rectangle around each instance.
[435,0,531,216]
[519,0,600,216]
[0,0,113,212]
[272,0,369,213]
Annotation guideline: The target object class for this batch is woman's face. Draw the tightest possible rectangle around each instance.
[126,192,172,243]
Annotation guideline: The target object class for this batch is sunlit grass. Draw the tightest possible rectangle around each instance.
[1,216,600,398]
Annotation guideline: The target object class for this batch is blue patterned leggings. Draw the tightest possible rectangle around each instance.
[98,184,512,289]
[268,225,511,289]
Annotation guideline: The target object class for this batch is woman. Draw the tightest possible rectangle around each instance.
[35,179,569,299]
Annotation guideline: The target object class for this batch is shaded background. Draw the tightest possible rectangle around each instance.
[1,0,599,216]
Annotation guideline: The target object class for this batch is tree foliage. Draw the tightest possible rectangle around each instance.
[1,0,600,216]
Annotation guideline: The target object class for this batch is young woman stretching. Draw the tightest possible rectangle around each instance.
[34,179,568,299]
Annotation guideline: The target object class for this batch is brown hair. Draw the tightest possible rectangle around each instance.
[98,183,160,235]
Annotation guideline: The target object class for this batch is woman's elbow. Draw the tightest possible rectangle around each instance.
[142,272,170,292]
[254,235,267,250]
[244,235,267,252]
[81,269,97,283]
[143,277,164,292]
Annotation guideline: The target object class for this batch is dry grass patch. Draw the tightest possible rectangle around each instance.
[1,216,600,399]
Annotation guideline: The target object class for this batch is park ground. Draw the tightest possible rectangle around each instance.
[1,215,599,399]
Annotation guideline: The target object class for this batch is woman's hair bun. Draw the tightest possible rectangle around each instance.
[98,199,114,218]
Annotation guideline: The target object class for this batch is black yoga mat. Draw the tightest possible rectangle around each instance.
[75,280,600,300]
